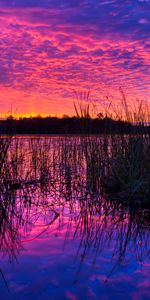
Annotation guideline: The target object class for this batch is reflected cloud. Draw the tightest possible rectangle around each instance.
[0,136,149,299]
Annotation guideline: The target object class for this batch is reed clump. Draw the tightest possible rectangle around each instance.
[101,134,150,209]
[73,90,150,210]
[99,95,150,210]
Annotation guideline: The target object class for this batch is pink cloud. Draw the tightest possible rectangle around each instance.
[0,6,149,117]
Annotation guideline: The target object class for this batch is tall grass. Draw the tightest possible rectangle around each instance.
[99,95,150,209]
[0,91,150,217]
[0,127,149,285]
[73,90,150,209]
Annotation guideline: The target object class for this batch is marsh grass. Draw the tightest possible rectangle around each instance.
[0,90,150,243]
[1,105,150,213]
[99,95,150,209]
[0,136,60,286]
[73,90,150,210]
[0,130,150,286]
[100,134,150,207]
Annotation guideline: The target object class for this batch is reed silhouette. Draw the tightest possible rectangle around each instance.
[0,93,150,289]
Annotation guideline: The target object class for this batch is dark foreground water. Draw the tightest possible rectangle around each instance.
[0,136,149,300]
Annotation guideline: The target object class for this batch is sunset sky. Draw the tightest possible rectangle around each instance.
[0,0,149,117]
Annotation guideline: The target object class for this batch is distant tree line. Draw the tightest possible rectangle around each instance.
[0,115,148,135]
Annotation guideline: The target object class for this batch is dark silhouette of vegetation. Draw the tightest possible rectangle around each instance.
[0,115,147,135]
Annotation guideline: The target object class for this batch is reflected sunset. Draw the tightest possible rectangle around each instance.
[0,2,150,300]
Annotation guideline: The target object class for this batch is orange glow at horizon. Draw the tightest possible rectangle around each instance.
[0,3,149,117]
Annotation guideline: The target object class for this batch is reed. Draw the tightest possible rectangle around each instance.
[0,128,150,286]
[1,91,150,214]
[73,90,150,209]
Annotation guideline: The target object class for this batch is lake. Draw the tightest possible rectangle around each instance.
[0,136,149,300]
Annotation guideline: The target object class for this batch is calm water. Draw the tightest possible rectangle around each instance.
[0,136,149,300]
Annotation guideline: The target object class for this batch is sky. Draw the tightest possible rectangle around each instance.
[0,0,149,117]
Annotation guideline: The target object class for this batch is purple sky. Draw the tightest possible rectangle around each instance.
[0,0,149,117]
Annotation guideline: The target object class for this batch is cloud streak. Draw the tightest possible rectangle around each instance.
[0,0,149,116]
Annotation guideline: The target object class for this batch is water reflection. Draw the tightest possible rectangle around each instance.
[0,136,149,299]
